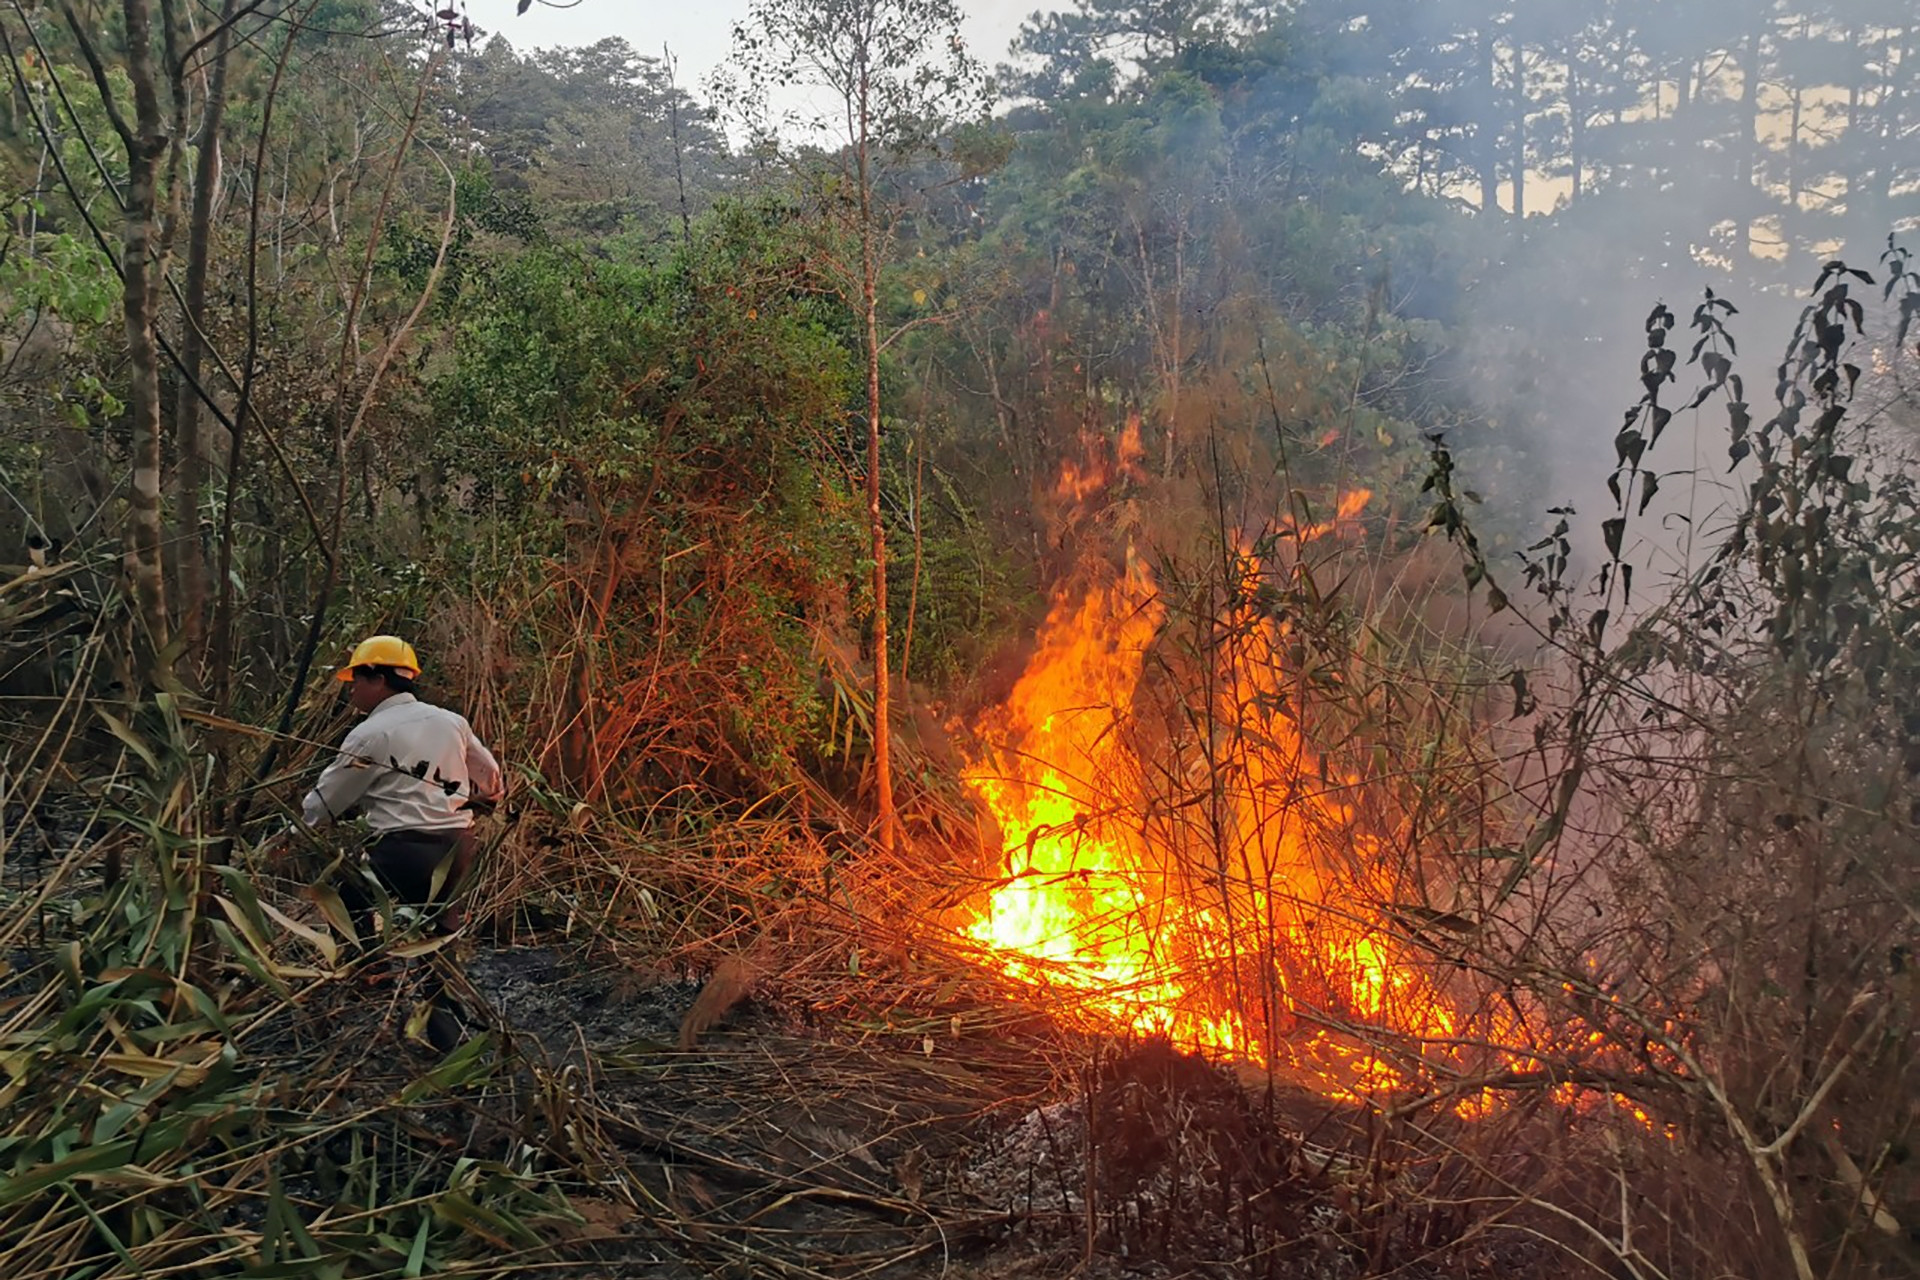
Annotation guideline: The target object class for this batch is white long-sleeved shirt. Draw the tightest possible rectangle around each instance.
[301,693,504,833]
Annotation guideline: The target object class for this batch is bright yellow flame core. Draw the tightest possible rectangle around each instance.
[963,560,1194,1031]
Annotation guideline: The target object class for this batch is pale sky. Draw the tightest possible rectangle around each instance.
[496,0,1040,93]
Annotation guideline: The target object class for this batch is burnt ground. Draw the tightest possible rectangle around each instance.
[404,941,1537,1280]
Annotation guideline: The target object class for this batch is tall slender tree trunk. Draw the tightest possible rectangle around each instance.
[1785,73,1804,257]
[856,53,895,855]
[119,0,174,685]
[1477,26,1499,214]
[174,0,240,666]
[1568,62,1583,203]
[1736,22,1765,271]
[1508,40,1526,221]
[1165,216,1185,474]
[1842,23,1865,241]
[1134,208,1187,476]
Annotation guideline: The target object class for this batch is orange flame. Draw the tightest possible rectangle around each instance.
[961,486,1472,1096]
[957,457,1682,1131]
[962,551,1183,1028]
[1283,487,1373,541]
[1054,412,1148,504]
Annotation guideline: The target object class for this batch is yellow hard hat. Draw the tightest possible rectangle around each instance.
[335,634,421,682]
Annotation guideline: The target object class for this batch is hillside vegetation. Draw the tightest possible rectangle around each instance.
[2,2,1916,1276]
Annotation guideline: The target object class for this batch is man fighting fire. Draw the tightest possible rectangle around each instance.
[301,634,504,935]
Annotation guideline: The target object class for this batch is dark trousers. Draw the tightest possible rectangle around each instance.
[336,827,480,1050]
[338,826,478,940]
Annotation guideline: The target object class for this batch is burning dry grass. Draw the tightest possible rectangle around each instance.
[951,502,1522,1102]
[911,414,1916,1278]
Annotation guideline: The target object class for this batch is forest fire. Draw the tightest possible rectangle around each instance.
[959,485,1463,1098]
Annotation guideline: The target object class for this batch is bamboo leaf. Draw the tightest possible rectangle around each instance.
[258,1163,326,1266]
[403,1214,433,1277]
[95,707,160,773]
[207,920,290,999]
[399,1033,495,1104]
[0,1109,193,1208]
[214,896,276,964]
[311,885,359,945]
[99,1051,207,1086]
[259,900,339,968]
[177,707,274,738]
[215,865,274,931]
[432,1190,542,1248]
[389,934,455,959]
[61,1184,141,1271]
[57,940,84,990]
[171,979,234,1036]
[93,1096,146,1146]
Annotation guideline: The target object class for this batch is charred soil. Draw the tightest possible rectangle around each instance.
[402,939,1543,1278]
